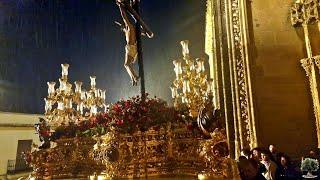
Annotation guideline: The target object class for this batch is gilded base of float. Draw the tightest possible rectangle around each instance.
[27,127,239,179]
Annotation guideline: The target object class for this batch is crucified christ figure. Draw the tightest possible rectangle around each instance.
[116,0,153,86]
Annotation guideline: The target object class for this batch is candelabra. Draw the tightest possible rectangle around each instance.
[44,63,107,127]
[170,40,214,117]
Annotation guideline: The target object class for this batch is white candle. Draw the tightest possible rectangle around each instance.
[180,40,190,58]
[59,78,67,91]
[173,60,182,78]
[47,82,56,96]
[74,81,83,93]
[57,101,65,110]
[101,90,106,100]
[90,76,96,89]
[170,84,177,98]
[81,91,86,100]
[61,63,69,77]
[90,105,97,115]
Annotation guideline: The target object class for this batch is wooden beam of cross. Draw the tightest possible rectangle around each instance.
[118,1,153,38]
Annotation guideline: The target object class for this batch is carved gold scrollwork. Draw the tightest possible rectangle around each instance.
[205,0,257,157]
[229,0,257,151]
[92,127,240,179]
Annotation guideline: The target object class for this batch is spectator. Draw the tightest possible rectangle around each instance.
[260,150,278,180]
[238,159,266,180]
[276,154,301,180]
[269,144,280,164]
[251,147,267,175]
[251,147,262,161]
[241,148,251,159]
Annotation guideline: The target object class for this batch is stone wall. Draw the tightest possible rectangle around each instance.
[249,0,318,156]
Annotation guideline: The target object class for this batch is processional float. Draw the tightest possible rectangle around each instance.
[24,0,239,179]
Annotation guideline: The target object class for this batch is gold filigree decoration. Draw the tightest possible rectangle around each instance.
[26,137,105,179]
[93,125,239,178]
[229,0,256,150]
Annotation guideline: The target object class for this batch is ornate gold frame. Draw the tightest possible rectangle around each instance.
[205,0,258,158]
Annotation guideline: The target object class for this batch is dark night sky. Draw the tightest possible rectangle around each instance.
[0,0,205,114]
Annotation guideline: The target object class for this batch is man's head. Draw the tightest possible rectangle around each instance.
[280,156,287,167]
[261,150,271,162]
[239,159,259,180]
[241,148,251,159]
[251,147,261,160]
[269,144,276,153]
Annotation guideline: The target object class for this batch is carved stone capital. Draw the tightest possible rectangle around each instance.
[301,57,314,76]
[291,0,319,26]
[313,55,320,71]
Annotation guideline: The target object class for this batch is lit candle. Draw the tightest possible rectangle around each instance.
[101,90,106,100]
[194,86,201,96]
[61,63,69,78]
[182,96,188,104]
[47,82,56,96]
[86,92,92,99]
[90,76,96,89]
[90,105,97,115]
[57,100,65,110]
[74,81,83,93]
[65,98,72,109]
[103,104,109,113]
[59,78,67,92]
[95,89,100,98]
[81,91,86,100]
[173,60,182,78]
[183,77,191,93]
[206,78,214,94]
[44,98,52,113]
[77,102,84,115]
[196,58,205,73]
[190,61,196,71]
[170,84,178,98]
[180,40,190,58]
[66,83,72,94]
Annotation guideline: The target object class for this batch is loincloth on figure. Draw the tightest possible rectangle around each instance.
[125,42,138,61]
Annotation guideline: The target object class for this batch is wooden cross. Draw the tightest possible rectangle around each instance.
[118,0,154,100]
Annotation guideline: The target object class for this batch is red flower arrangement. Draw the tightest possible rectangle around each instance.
[47,94,179,141]
[105,94,176,133]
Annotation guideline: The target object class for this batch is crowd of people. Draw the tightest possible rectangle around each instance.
[237,145,319,180]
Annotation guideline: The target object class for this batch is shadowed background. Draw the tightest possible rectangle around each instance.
[0,0,205,114]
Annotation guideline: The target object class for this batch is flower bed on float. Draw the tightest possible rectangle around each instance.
[45,94,189,139]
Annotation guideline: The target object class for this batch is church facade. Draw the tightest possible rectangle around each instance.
[206,0,318,159]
